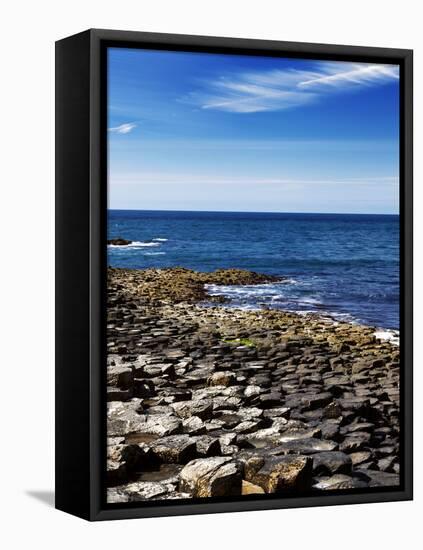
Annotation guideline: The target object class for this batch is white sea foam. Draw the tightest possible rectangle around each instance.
[300,297,322,305]
[374,329,399,346]
[204,281,397,338]
[145,252,166,256]
[108,241,160,249]
[152,238,168,242]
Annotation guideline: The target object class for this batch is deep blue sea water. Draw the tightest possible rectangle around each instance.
[108,210,400,330]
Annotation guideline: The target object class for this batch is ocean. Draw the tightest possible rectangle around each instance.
[107,210,400,330]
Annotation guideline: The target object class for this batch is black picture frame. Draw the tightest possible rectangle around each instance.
[55,28,413,521]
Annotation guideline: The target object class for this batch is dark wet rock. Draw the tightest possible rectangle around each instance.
[107,446,128,485]
[339,433,371,453]
[349,451,373,466]
[312,451,352,476]
[179,457,243,497]
[108,238,132,246]
[340,422,375,435]
[319,420,341,441]
[215,412,242,429]
[107,386,133,402]
[323,401,343,419]
[374,444,398,457]
[161,388,193,402]
[378,456,396,472]
[259,392,283,409]
[358,469,400,487]
[150,435,197,464]
[133,378,156,398]
[301,392,333,411]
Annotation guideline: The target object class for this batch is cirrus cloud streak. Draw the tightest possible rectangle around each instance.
[188,62,399,113]
[108,122,137,134]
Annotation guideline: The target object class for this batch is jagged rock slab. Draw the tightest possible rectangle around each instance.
[179,457,242,497]
[242,454,313,493]
[150,435,197,464]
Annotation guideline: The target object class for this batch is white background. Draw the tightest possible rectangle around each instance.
[1,0,420,547]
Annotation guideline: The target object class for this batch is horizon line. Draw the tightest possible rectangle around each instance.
[107,207,399,216]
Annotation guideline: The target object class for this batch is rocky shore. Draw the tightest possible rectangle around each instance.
[106,267,400,503]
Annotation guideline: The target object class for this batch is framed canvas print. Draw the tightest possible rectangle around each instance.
[55,29,413,521]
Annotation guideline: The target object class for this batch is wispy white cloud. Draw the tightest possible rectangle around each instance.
[298,63,399,89]
[108,122,137,134]
[188,62,399,113]
[110,172,398,187]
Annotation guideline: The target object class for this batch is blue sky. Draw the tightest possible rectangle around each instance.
[108,47,399,214]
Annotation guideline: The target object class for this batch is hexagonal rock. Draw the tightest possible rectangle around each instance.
[107,386,133,402]
[300,392,333,411]
[107,364,133,389]
[179,457,242,497]
[107,443,157,485]
[107,487,130,503]
[241,480,265,495]
[193,435,221,457]
[349,451,373,466]
[110,481,179,502]
[243,455,313,493]
[107,400,145,436]
[207,371,237,387]
[235,420,263,434]
[244,385,263,398]
[171,399,213,420]
[313,474,368,491]
[141,415,183,437]
[358,470,400,487]
[323,401,343,419]
[351,361,371,375]
[182,416,206,435]
[107,454,128,485]
[311,451,352,476]
[150,435,197,464]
